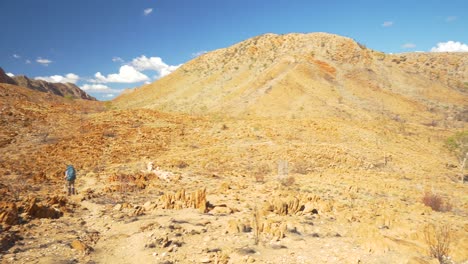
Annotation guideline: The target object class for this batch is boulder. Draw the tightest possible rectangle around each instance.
[25,199,62,219]
[0,202,18,227]
[210,205,233,215]
[70,239,91,254]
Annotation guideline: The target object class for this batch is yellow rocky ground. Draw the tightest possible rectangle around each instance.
[1,82,467,263]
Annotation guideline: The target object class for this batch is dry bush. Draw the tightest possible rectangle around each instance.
[422,192,452,212]
[279,176,296,187]
[424,225,452,264]
[103,129,116,138]
[292,160,311,175]
[7,174,29,202]
[254,173,265,183]
[254,163,270,183]
[176,160,189,169]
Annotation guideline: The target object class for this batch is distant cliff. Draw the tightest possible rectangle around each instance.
[0,67,16,85]
[0,67,96,100]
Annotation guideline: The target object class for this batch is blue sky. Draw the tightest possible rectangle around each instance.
[1,0,467,100]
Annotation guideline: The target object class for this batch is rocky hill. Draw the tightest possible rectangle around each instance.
[0,67,96,100]
[115,32,467,123]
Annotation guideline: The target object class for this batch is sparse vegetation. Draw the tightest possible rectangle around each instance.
[424,224,452,264]
[176,160,189,169]
[445,131,468,183]
[64,94,75,101]
[279,176,296,187]
[292,160,310,175]
[422,191,452,212]
[253,163,270,183]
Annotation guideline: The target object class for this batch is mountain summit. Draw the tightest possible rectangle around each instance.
[115,32,467,121]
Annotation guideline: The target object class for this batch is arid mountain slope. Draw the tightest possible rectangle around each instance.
[0,67,96,100]
[115,32,467,123]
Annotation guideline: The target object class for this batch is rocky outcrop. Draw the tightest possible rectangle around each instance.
[0,202,18,227]
[0,67,16,85]
[24,197,62,219]
[0,67,95,100]
[161,188,209,213]
[12,75,96,100]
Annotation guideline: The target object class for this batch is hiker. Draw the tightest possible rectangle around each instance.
[65,164,76,195]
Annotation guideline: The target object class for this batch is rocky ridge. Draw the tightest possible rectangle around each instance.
[0,67,96,100]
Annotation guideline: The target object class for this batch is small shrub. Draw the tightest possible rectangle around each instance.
[103,130,116,138]
[176,160,189,169]
[424,224,452,263]
[254,173,265,183]
[280,176,295,187]
[293,160,310,175]
[422,192,452,212]
[254,163,270,183]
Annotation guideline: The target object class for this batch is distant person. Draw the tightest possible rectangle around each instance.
[65,164,76,195]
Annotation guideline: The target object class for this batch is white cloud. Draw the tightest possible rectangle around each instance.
[6,72,14,77]
[143,8,153,16]
[105,94,115,98]
[25,59,31,64]
[112,56,124,63]
[192,50,208,57]
[446,16,457,22]
[13,54,21,59]
[402,43,416,49]
[80,84,121,93]
[430,41,468,52]
[36,57,52,66]
[93,65,150,83]
[130,55,181,78]
[382,21,393,27]
[35,73,80,84]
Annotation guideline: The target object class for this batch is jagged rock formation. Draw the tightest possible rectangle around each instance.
[161,189,208,213]
[0,67,16,85]
[0,67,95,100]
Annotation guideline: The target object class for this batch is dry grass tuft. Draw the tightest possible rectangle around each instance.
[422,191,452,212]
[292,160,311,175]
[424,224,452,264]
[279,176,296,187]
[253,163,271,183]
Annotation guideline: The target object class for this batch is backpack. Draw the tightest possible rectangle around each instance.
[66,165,76,181]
